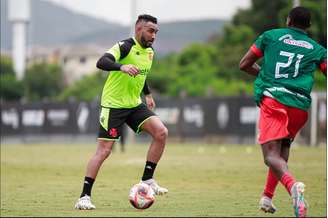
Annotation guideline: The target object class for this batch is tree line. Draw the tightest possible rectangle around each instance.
[1,0,326,102]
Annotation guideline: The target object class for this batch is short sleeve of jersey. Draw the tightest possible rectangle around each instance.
[106,43,121,61]
[317,46,327,72]
[317,46,327,63]
[251,31,271,58]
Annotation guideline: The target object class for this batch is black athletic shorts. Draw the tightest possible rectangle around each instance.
[98,103,156,141]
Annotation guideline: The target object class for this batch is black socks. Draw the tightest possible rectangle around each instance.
[80,161,156,198]
[141,161,157,181]
[80,176,95,198]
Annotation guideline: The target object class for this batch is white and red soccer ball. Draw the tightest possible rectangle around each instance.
[129,183,155,209]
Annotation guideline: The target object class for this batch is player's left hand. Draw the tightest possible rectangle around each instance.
[145,94,156,110]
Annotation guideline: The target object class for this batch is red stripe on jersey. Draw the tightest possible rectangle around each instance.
[250,44,263,58]
[319,60,327,73]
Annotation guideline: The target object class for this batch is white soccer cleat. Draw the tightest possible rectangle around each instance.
[259,196,277,214]
[291,182,308,217]
[74,195,96,210]
[141,179,168,195]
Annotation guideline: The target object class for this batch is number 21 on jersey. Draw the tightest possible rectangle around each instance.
[275,51,304,79]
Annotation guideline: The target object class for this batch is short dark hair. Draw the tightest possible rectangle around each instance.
[288,6,311,29]
[136,14,157,25]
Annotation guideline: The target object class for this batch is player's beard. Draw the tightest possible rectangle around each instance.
[140,34,153,48]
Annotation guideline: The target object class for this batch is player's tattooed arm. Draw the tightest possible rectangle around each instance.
[145,94,155,110]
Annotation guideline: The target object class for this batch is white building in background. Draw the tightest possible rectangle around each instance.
[60,45,104,85]
[27,44,104,85]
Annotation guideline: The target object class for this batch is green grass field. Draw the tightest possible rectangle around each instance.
[1,143,326,217]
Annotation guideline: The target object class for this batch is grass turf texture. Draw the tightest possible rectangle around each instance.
[1,143,326,217]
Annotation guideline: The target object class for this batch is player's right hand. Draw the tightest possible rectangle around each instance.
[120,64,139,77]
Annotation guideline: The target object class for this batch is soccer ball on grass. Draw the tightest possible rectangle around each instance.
[128,183,155,209]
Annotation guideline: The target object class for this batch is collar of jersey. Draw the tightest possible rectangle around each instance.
[288,27,308,35]
[132,37,146,50]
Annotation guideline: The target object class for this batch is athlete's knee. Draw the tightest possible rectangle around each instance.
[263,155,272,167]
[262,140,281,167]
[97,141,113,159]
[100,147,112,159]
[154,126,168,142]
[263,155,278,168]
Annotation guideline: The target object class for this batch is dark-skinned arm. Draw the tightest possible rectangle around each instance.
[239,49,261,76]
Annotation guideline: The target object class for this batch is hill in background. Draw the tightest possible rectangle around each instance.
[1,0,226,55]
